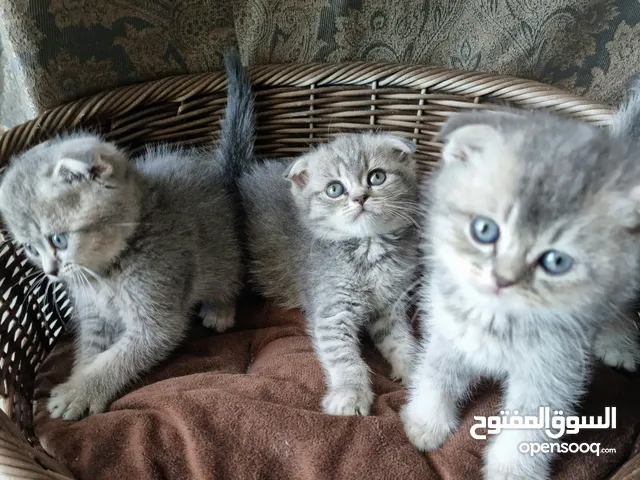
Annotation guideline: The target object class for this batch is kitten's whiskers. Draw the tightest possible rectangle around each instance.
[80,266,113,295]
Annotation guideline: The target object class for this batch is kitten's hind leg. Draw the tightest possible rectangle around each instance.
[368,308,417,384]
[200,302,236,332]
[594,316,639,371]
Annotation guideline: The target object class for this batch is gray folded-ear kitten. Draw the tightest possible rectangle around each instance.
[240,133,421,416]
[0,50,256,420]
[402,108,640,479]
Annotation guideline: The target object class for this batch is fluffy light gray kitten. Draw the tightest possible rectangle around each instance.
[240,133,421,416]
[402,108,640,479]
[0,51,255,420]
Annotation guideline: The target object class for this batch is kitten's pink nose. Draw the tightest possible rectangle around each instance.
[492,272,516,290]
[353,195,369,206]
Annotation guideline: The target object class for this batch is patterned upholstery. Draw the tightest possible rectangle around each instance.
[1,0,639,126]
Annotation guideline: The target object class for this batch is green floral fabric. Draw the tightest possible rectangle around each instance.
[1,0,639,126]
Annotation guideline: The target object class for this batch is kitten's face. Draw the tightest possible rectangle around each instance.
[0,135,139,283]
[284,134,419,240]
[430,111,640,316]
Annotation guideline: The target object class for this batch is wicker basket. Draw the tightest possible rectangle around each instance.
[0,62,635,480]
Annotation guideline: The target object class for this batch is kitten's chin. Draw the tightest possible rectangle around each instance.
[353,211,409,235]
[349,207,370,223]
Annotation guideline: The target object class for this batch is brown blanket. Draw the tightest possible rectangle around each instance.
[34,296,640,480]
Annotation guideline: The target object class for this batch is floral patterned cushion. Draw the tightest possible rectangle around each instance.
[0,1,639,124]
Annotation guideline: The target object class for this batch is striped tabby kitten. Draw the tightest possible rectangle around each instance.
[240,133,421,415]
[0,51,256,420]
[402,108,640,479]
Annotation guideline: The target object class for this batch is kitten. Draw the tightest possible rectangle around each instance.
[401,108,640,479]
[0,50,256,420]
[240,133,421,416]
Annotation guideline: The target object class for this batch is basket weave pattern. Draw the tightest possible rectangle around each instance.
[0,62,626,479]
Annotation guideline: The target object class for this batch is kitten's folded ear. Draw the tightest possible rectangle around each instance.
[376,134,417,155]
[53,146,117,184]
[283,157,310,192]
[438,111,511,164]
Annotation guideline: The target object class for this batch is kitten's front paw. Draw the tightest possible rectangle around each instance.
[595,336,638,372]
[201,305,235,332]
[389,360,412,385]
[401,403,457,451]
[47,380,109,420]
[322,387,374,416]
[389,368,406,383]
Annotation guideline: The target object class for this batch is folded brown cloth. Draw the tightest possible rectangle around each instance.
[34,297,640,480]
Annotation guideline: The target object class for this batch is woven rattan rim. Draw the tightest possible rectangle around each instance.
[0,62,633,480]
[0,62,613,166]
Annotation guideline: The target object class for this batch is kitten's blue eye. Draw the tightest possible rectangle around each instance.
[23,243,39,257]
[50,233,68,250]
[326,182,345,198]
[470,216,500,244]
[539,250,573,275]
[367,169,386,186]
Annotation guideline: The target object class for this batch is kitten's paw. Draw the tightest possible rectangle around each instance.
[401,403,457,451]
[594,337,638,371]
[322,387,374,416]
[47,381,109,420]
[201,305,235,332]
[389,369,405,383]
[389,360,412,385]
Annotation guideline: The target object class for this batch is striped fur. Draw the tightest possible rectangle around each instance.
[240,133,421,415]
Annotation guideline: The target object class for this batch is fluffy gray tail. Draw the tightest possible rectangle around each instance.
[611,75,640,139]
[219,48,256,183]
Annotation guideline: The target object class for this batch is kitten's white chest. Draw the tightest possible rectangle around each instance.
[430,294,513,376]
[354,239,387,263]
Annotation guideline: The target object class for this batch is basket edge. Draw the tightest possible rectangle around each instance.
[0,62,614,166]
